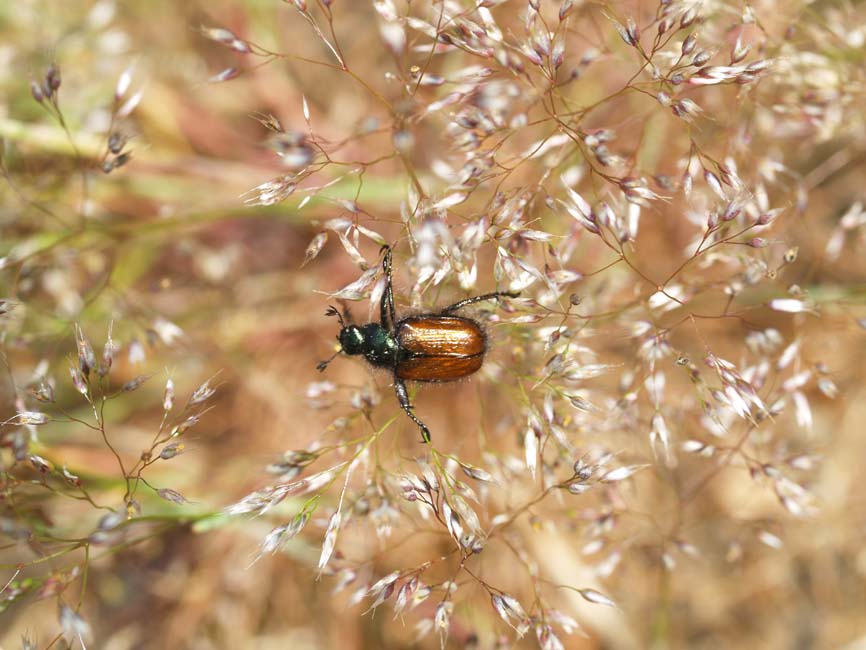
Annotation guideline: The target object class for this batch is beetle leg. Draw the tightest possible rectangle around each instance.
[381,245,397,329]
[441,291,521,314]
[394,379,431,443]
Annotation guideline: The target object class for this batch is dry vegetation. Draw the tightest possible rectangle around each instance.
[1,0,866,648]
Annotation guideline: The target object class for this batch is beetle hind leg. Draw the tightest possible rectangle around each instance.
[394,379,431,443]
[441,291,521,315]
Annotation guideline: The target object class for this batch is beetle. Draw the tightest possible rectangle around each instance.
[317,246,519,442]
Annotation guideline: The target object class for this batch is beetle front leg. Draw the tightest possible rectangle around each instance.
[394,379,431,443]
[380,245,398,329]
[442,291,521,315]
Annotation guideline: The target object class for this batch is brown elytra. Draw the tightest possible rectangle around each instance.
[395,316,486,381]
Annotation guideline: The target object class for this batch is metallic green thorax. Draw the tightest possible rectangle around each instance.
[340,323,398,368]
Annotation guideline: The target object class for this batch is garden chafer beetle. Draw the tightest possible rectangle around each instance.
[317,246,518,442]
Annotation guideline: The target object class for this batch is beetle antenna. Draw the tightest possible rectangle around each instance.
[336,299,354,324]
[324,305,345,327]
[316,348,341,372]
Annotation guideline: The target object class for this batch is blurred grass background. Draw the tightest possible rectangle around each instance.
[1,0,866,649]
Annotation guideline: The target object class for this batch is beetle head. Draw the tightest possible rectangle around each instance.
[339,325,365,355]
